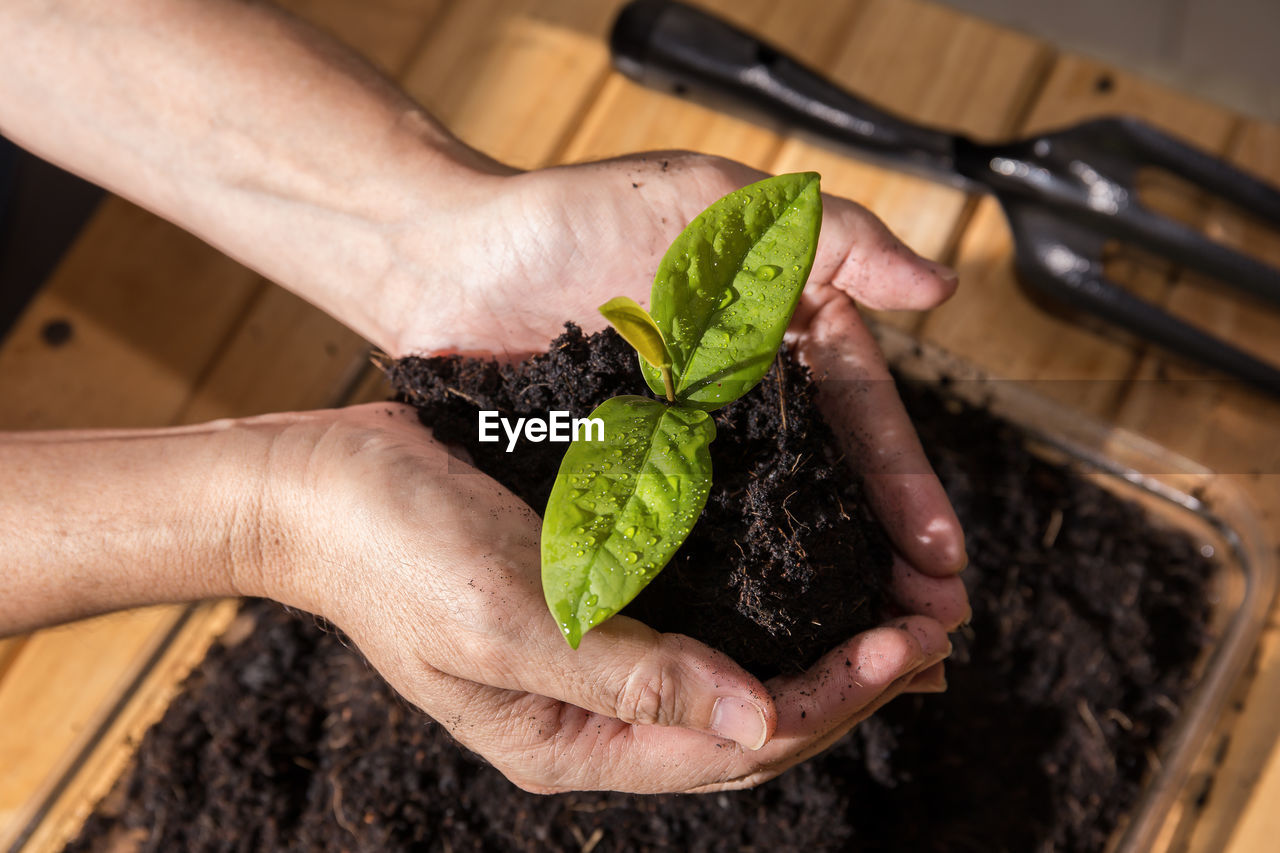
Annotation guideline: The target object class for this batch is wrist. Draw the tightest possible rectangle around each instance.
[364,155,516,357]
[223,407,428,619]
[238,123,510,356]
[0,419,288,633]
[234,404,468,636]
[211,410,334,611]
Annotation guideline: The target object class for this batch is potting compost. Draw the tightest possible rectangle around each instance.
[68,327,1215,852]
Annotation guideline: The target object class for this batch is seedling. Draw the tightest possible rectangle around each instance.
[541,173,823,647]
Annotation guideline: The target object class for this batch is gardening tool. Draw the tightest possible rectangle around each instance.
[609,0,1280,395]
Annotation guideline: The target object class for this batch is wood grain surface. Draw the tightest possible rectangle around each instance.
[1,1,1278,851]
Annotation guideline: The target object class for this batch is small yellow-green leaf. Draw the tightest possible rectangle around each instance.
[541,395,715,648]
[599,296,671,369]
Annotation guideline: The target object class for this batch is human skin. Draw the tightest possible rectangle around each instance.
[0,0,967,792]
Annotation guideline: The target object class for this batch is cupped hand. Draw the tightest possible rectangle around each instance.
[255,402,959,794]
[382,150,969,662]
[381,151,956,361]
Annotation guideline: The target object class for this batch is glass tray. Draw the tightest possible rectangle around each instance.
[875,322,1277,853]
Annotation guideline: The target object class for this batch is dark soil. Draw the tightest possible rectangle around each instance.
[67,330,1216,853]
[381,325,893,677]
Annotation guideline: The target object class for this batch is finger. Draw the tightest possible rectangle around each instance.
[903,661,948,694]
[419,616,949,794]
[645,617,951,791]
[890,555,971,630]
[814,194,959,311]
[793,295,967,576]
[765,615,949,742]
[436,598,777,753]
[688,615,952,791]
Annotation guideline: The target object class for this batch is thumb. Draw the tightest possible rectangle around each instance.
[584,616,777,750]
[450,612,778,751]
[814,193,958,311]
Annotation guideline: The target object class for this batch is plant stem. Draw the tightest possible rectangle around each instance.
[661,366,676,402]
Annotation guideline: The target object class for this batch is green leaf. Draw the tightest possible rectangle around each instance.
[640,172,822,409]
[541,396,715,648]
[599,296,671,369]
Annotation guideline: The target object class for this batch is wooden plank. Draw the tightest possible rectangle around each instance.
[398,0,626,169]
[1103,119,1280,853]
[767,0,1051,330]
[0,608,185,850]
[0,200,262,431]
[916,56,1240,417]
[1217,605,1280,853]
[278,0,447,73]
[175,288,370,424]
[15,601,243,853]
[0,638,27,685]
[347,362,395,406]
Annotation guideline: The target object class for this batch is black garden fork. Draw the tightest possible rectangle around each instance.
[610,0,1280,394]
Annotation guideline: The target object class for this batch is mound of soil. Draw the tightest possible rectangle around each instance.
[67,330,1216,853]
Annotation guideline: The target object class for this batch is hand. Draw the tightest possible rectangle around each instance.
[379,152,959,361]
[250,403,959,794]
[377,152,970,680]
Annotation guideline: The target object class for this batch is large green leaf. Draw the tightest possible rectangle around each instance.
[541,396,715,648]
[640,172,822,409]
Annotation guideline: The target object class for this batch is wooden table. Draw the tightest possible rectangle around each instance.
[2,1,1277,850]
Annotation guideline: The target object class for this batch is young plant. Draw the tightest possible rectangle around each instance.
[541,172,823,647]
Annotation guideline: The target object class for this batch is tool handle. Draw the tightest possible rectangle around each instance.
[610,0,959,180]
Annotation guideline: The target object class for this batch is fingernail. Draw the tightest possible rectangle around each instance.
[913,666,948,694]
[711,697,768,751]
[923,258,958,284]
